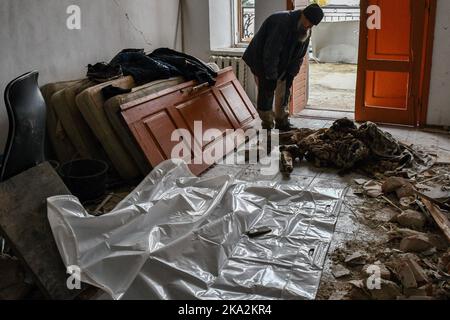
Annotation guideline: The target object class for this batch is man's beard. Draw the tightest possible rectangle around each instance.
[298,25,310,42]
[297,20,311,42]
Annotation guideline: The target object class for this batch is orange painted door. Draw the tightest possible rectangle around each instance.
[288,0,309,115]
[355,0,427,126]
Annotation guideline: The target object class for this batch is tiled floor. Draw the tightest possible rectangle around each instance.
[93,117,449,300]
[201,117,450,299]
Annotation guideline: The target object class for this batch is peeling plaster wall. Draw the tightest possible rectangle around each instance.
[0,0,182,151]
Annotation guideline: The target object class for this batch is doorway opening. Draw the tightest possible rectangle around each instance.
[306,1,360,114]
[289,0,435,126]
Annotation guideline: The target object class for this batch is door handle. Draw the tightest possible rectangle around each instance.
[180,82,210,95]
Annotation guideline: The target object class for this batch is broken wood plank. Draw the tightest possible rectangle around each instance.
[416,190,450,211]
[0,162,84,299]
[421,198,450,243]
[381,195,404,213]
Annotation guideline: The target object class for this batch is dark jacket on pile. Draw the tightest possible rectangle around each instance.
[109,48,173,85]
[106,48,217,86]
[149,48,217,86]
[243,9,310,110]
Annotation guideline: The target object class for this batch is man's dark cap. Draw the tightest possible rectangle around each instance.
[303,3,324,25]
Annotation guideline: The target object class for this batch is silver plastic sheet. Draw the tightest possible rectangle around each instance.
[47,160,344,300]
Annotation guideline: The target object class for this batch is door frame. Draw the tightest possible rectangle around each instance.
[287,0,310,114]
[355,0,436,127]
[418,0,437,126]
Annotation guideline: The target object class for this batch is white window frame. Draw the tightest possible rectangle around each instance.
[232,0,255,48]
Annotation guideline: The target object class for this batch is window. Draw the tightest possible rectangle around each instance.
[236,0,255,45]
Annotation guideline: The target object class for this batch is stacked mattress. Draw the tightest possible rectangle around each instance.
[50,79,106,161]
[42,76,186,180]
[41,80,80,163]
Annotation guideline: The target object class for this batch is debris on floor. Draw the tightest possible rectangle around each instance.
[1,111,448,301]
[317,161,450,300]
[279,120,448,303]
[85,190,133,216]
[331,264,351,279]
[279,118,436,178]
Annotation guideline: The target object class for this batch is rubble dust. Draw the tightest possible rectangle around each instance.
[316,163,450,300]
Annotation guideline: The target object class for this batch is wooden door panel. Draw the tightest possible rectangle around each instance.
[218,82,254,125]
[176,92,234,135]
[142,110,184,160]
[121,67,258,176]
[355,0,428,126]
[365,71,409,109]
[367,0,411,61]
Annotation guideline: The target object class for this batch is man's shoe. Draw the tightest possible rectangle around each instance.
[257,110,275,130]
[275,118,296,132]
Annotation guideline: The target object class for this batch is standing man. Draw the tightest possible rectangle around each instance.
[243,4,324,131]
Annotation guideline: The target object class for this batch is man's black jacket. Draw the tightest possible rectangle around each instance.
[243,9,310,90]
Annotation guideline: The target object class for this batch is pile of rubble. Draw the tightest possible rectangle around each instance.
[279,118,435,178]
[278,118,449,300]
[328,241,450,300]
[322,164,450,300]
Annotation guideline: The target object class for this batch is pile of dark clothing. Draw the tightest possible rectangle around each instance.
[87,48,218,91]
[280,118,435,177]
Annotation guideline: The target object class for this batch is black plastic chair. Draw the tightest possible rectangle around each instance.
[1,71,46,182]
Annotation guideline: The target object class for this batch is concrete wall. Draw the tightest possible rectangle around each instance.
[182,0,233,61]
[427,0,450,126]
[0,0,182,151]
[311,21,359,64]
[209,0,233,50]
[182,0,210,61]
[255,0,286,32]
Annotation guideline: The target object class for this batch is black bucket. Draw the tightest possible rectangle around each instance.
[60,159,109,202]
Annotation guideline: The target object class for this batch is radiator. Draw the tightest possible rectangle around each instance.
[210,55,249,92]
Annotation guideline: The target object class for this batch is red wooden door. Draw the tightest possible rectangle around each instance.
[121,68,258,176]
[288,0,310,115]
[355,0,427,126]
